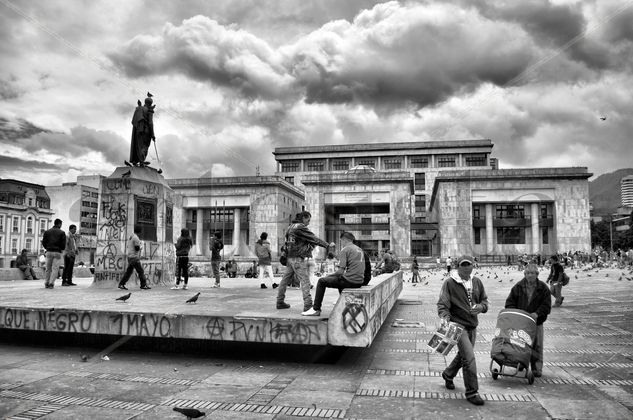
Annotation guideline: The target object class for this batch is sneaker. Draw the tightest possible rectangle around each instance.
[171,285,180,290]
[212,283,220,288]
[140,285,151,290]
[260,283,267,289]
[45,284,53,289]
[118,284,128,290]
[301,308,321,316]
[560,297,564,305]
[276,302,290,309]
[442,372,455,390]
[182,285,188,290]
[467,395,485,406]
[272,283,278,289]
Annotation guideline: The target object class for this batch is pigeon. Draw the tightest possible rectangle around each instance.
[121,170,131,178]
[173,407,205,419]
[186,292,201,304]
[147,91,153,98]
[116,293,131,302]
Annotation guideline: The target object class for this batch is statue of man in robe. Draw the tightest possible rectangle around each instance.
[128,95,155,166]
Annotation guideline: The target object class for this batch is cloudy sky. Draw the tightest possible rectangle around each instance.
[1,0,632,186]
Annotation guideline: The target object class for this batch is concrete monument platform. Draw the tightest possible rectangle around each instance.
[0,272,402,347]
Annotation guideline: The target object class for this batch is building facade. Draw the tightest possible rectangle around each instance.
[167,176,305,259]
[0,179,54,268]
[622,175,633,208]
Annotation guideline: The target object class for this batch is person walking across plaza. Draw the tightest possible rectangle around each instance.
[173,228,193,290]
[505,263,551,377]
[41,218,66,289]
[118,225,151,290]
[209,230,224,287]
[16,249,37,280]
[255,232,277,289]
[61,224,78,286]
[445,256,452,274]
[411,256,420,283]
[276,210,333,311]
[302,232,364,316]
[547,255,565,307]
[437,255,489,406]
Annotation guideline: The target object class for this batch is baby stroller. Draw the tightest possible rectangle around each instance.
[490,308,537,384]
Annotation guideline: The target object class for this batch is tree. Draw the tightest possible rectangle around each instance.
[590,220,610,249]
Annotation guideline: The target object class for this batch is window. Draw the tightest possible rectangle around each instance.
[332,160,350,171]
[414,216,425,223]
[383,158,402,169]
[82,200,91,207]
[496,204,525,219]
[0,216,3,232]
[0,236,3,254]
[12,217,19,233]
[474,227,481,245]
[339,218,346,224]
[91,192,99,198]
[191,210,197,223]
[25,238,32,252]
[437,155,456,167]
[410,157,429,168]
[306,159,325,171]
[542,227,549,244]
[415,195,426,213]
[11,238,18,254]
[472,205,482,220]
[465,154,487,167]
[356,158,376,168]
[411,240,431,256]
[40,219,47,234]
[497,227,525,244]
[281,161,300,172]
[26,217,33,234]
[414,173,426,190]
[209,208,234,223]
[28,198,33,206]
[540,204,550,218]
[223,230,233,245]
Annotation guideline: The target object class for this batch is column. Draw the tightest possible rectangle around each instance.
[485,204,494,254]
[233,208,241,255]
[531,203,540,254]
[196,208,204,256]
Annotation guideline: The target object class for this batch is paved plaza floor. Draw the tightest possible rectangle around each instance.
[0,265,632,419]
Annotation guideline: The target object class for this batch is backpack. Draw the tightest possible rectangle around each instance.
[255,241,269,260]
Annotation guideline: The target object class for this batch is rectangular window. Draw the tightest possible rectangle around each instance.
[411,240,431,256]
[465,154,487,167]
[472,205,481,220]
[497,227,525,244]
[0,236,3,254]
[281,161,300,172]
[0,216,4,232]
[356,158,376,168]
[383,158,402,169]
[25,238,32,252]
[12,217,19,233]
[135,197,157,241]
[414,173,426,190]
[542,227,549,244]
[496,204,526,219]
[410,157,429,168]
[28,198,33,206]
[40,219,47,234]
[284,176,294,184]
[331,160,350,171]
[11,238,18,254]
[437,155,457,167]
[26,217,33,234]
[474,227,481,245]
[165,203,173,243]
[305,159,325,171]
[91,192,99,198]
[415,195,426,213]
[540,204,549,218]
[361,217,372,235]
[223,230,233,245]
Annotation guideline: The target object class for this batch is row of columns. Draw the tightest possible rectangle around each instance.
[193,207,242,256]
[483,203,541,254]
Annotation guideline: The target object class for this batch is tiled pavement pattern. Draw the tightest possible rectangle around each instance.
[1,266,632,419]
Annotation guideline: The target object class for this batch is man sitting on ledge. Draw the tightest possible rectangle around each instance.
[16,249,38,280]
[302,231,365,316]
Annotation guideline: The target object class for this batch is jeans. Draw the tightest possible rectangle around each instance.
[176,256,189,285]
[19,266,37,280]
[258,264,275,285]
[532,324,544,373]
[444,328,479,398]
[44,251,62,287]
[62,254,75,284]
[277,257,312,310]
[119,257,147,287]
[313,273,361,311]
[211,260,220,285]
[550,282,563,305]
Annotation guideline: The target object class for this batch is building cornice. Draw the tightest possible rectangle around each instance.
[167,176,305,198]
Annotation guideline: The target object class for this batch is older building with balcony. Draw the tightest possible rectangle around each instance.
[0,179,54,267]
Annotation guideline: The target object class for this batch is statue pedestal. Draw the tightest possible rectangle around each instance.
[92,166,181,288]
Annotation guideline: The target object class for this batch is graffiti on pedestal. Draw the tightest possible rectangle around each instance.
[204,317,324,344]
[110,313,171,337]
[342,293,368,334]
[0,308,93,333]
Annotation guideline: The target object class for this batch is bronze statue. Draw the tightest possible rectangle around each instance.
[127,93,155,167]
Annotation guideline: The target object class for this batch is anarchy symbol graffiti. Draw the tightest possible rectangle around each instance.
[342,303,368,334]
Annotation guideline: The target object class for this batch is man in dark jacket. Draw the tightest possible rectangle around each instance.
[276,211,333,311]
[209,231,224,287]
[505,263,551,377]
[41,218,66,289]
[547,255,565,306]
[437,255,489,406]
[16,249,37,280]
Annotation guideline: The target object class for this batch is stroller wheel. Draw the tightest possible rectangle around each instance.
[492,368,499,380]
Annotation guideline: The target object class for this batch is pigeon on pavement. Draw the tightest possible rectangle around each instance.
[173,407,205,419]
[116,293,131,302]
[186,292,201,304]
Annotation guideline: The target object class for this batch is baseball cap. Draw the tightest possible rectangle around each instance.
[457,255,474,266]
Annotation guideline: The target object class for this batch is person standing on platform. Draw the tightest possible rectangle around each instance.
[437,255,489,406]
[173,228,193,290]
[547,255,565,307]
[118,225,151,290]
[255,232,277,289]
[302,232,364,316]
[276,210,333,311]
[445,256,452,274]
[61,224,78,286]
[411,256,420,283]
[16,249,37,280]
[41,218,66,289]
[505,263,551,377]
[209,230,224,288]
